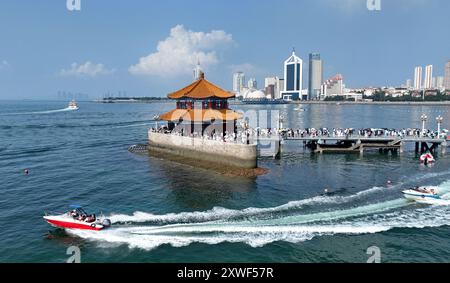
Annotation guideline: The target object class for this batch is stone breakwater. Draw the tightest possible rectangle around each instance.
[148,131,258,169]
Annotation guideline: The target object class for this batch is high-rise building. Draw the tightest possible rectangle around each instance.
[424,65,433,89]
[193,60,204,81]
[233,72,245,95]
[435,76,444,89]
[265,76,284,99]
[445,61,450,90]
[321,74,344,97]
[414,66,423,90]
[277,79,284,99]
[247,78,257,89]
[281,49,303,101]
[406,79,412,89]
[308,53,323,100]
[265,85,275,99]
[432,77,437,88]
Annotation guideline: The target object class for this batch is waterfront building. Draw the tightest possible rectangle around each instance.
[265,84,275,99]
[414,66,423,90]
[264,77,276,99]
[424,65,433,89]
[321,74,344,97]
[445,61,450,90]
[233,72,245,95]
[406,79,412,89]
[277,79,284,99]
[159,73,242,136]
[308,53,323,100]
[281,49,303,101]
[435,76,444,89]
[264,76,283,99]
[247,78,257,89]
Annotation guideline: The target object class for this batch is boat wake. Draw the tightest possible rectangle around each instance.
[1,107,77,116]
[68,180,450,250]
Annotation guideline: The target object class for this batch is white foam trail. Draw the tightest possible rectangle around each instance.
[70,180,450,250]
[69,203,450,250]
[109,186,387,224]
[2,107,76,115]
[109,172,450,225]
[69,225,389,250]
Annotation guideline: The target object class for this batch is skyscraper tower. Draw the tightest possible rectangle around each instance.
[444,60,450,90]
[233,72,245,95]
[424,65,433,89]
[414,66,423,90]
[281,48,303,101]
[308,53,323,100]
[247,78,257,89]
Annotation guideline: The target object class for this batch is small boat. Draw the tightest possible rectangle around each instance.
[43,205,111,231]
[67,100,79,110]
[402,186,441,202]
[419,153,435,164]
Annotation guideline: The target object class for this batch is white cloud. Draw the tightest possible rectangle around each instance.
[60,61,115,77]
[129,25,234,77]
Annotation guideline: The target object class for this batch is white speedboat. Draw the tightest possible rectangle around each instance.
[402,186,441,202]
[68,100,79,110]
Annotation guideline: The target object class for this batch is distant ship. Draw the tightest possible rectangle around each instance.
[68,100,79,110]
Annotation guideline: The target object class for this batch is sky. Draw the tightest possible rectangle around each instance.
[0,0,449,99]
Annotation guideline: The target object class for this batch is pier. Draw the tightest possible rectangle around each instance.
[284,136,447,155]
[256,128,448,157]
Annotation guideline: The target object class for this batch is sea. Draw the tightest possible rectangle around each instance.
[1,100,450,263]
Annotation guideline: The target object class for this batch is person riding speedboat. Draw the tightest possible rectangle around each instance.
[43,205,111,231]
[67,100,79,110]
[402,186,441,202]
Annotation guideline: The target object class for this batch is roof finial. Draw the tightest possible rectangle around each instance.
[292,47,296,55]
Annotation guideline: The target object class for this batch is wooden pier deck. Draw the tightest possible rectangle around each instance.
[257,136,448,155]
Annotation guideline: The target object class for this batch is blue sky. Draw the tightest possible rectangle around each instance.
[0,0,448,99]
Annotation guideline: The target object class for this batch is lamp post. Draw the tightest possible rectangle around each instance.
[436,115,444,138]
[278,114,284,130]
[420,114,428,137]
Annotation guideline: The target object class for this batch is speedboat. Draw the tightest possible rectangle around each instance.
[402,186,441,202]
[419,153,435,164]
[68,100,79,110]
[43,205,111,231]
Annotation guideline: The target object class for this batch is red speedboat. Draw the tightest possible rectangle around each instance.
[43,205,111,231]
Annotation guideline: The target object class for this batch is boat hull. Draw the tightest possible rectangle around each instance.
[44,216,104,231]
[402,189,441,202]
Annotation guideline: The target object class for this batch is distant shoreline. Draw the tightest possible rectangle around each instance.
[93,98,450,106]
[288,101,450,106]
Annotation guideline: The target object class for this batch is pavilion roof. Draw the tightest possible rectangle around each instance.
[159,109,242,122]
[168,75,235,99]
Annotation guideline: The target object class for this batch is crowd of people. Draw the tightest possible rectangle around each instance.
[151,125,447,143]
[150,126,248,143]
[279,127,446,139]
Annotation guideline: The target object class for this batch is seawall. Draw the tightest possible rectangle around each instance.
[148,131,258,169]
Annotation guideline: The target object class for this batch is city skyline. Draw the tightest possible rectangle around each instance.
[0,0,449,99]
